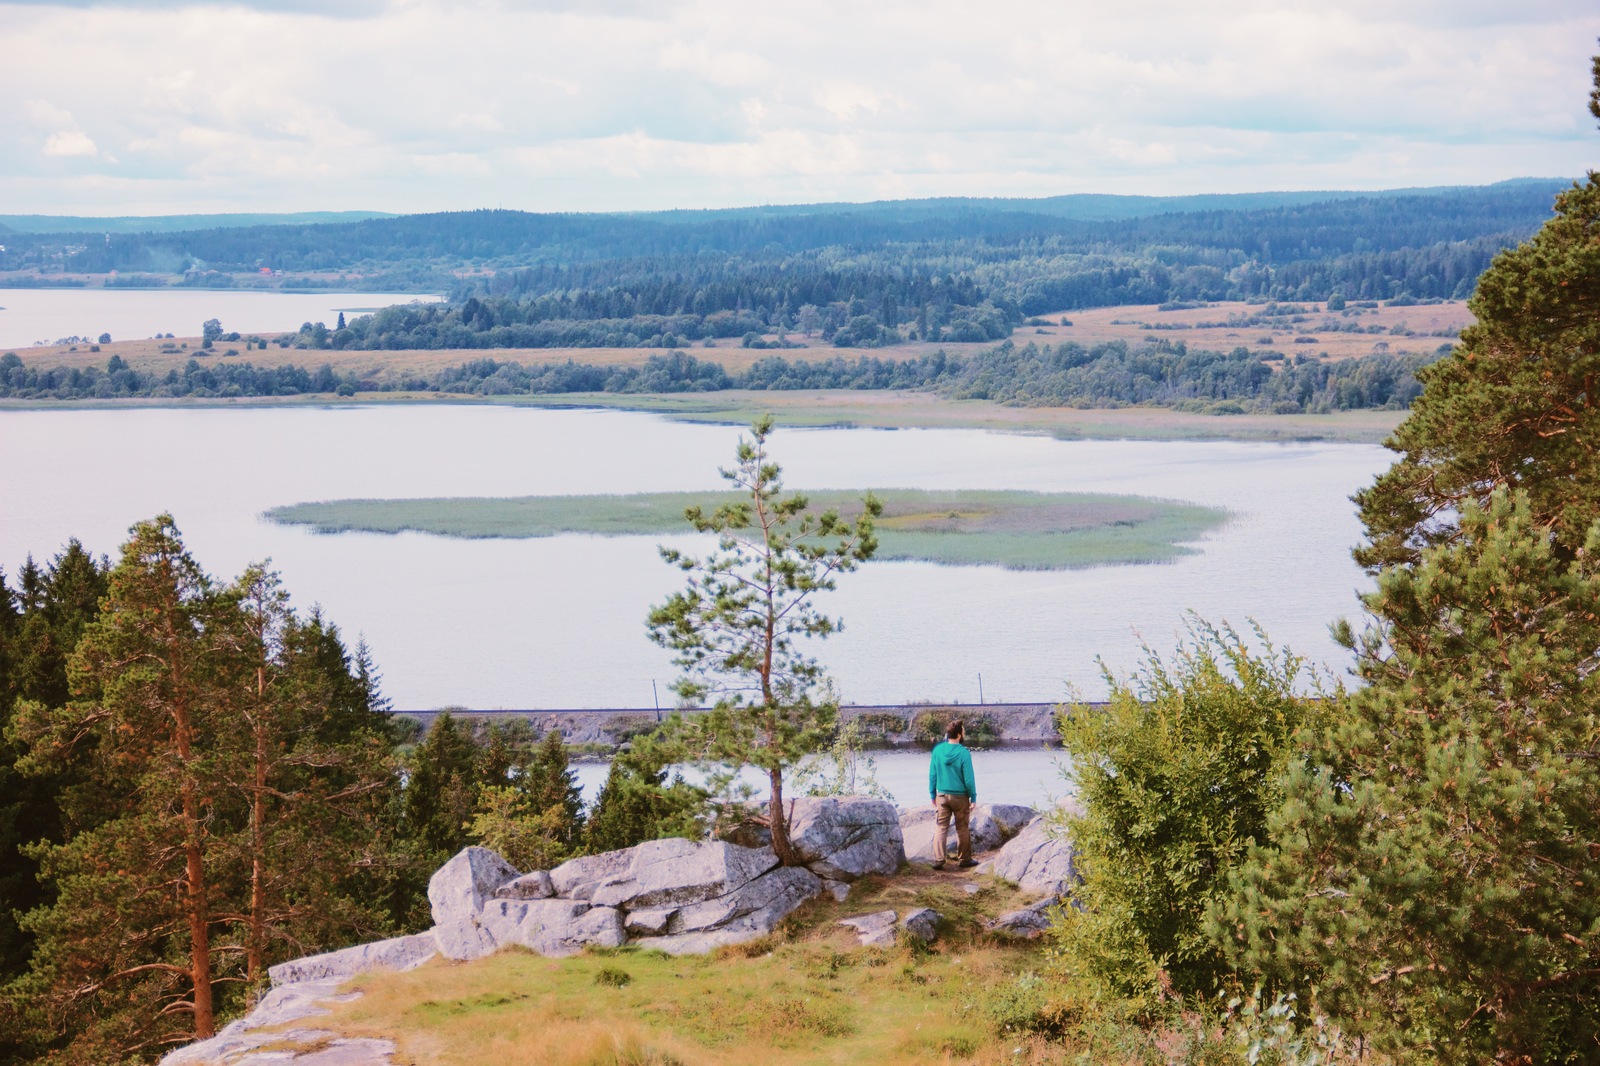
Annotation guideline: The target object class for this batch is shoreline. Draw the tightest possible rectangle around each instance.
[0,389,1407,443]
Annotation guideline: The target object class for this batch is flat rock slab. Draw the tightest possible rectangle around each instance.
[988,897,1058,939]
[664,864,820,936]
[268,931,438,988]
[549,847,636,900]
[838,909,898,947]
[494,871,555,900]
[590,837,779,910]
[161,981,394,1065]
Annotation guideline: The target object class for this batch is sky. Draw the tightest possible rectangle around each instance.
[3,0,1598,216]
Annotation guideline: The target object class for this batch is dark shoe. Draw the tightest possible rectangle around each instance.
[930,861,946,871]
[957,859,979,869]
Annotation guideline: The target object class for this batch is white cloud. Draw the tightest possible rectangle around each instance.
[42,130,97,157]
[0,0,1595,213]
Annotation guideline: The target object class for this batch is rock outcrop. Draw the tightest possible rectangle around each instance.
[898,802,1039,863]
[266,931,439,987]
[986,817,1077,899]
[162,979,395,1065]
[787,796,906,880]
[987,897,1058,939]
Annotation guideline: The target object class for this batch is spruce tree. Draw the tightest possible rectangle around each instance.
[402,712,479,862]
[584,741,707,855]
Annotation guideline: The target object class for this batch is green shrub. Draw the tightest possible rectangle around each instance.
[1051,618,1324,1007]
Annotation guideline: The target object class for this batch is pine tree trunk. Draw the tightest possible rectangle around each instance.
[246,666,267,1006]
[173,694,214,1039]
[768,766,798,866]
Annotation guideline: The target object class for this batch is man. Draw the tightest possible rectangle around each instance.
[928,719,978,870]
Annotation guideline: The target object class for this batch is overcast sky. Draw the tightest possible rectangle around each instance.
[4,0,1598,216]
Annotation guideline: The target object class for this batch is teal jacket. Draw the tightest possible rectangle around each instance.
[929,740,976,801]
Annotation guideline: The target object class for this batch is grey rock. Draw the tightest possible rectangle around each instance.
[669,864,821,936]
[550,847,635,900]
[161,979,396,1065]
[439,897,626,960]
[822,879,851,902]
[962,882,981,896]
[988,897,1058,939]
[590,837,778,910]
[986,804,1041,840]
[898,803,1034,863]
[533,904,626,957]
[427,846,520,927]
[989,818,1078,899]
[787,796,904,881]
[268,931,438,988]
[624,905,678,936]
[838,909,898,947]
[494,871,554,900]
[900,908,941,943]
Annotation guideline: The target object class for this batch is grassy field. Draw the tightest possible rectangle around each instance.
[307,871,1075,1066]
[267,489,1229,570]
[8,299,1469,377]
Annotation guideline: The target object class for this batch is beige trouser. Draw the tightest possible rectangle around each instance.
[934,793,972,864]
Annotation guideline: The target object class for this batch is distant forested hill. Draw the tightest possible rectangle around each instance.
[0,179,1570,350]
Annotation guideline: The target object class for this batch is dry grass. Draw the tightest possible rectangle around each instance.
[12,297,1462,378]
[305,871,1061,1066]
[1035,299,1472,362]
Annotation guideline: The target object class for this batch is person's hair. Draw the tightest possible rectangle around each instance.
[946,719,964,740]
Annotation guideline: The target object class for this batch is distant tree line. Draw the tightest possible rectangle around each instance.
[1,340,1439,413]
[0,182,1564,322]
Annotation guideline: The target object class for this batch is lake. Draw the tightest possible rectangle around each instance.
[0,287,441,349]
[0,404,1389,709]
[568,748,1071,810]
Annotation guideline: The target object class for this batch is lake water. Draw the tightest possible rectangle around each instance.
[0,287,441,349]
[568,748,1071,810]
[0,405,1389,709]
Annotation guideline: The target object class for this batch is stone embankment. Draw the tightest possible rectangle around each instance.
[401,702,1070,750]
[163,796,1077,1065]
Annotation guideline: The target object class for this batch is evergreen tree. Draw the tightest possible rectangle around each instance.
[1220,492,1600,1061]
[646,417,879,865]
[584,741,706,855]
[402,712,479,862]
[1353,173,1600,569]
[225,567,403,1004]
[9,517,234,1057]
[519,728,584,847]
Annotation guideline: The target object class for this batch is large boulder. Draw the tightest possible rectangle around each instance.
[589,838,779,910]
[898,803,1038,863]
[988,817,1077,899]
[787,796,905,880]
[428,846,520,926]
[665,864,821,937]
[549,847,636,900]
[267,931,438,988]
[438,897,626,961]
[494,871,555,900]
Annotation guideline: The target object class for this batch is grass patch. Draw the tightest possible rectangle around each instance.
[266,489,1227,571]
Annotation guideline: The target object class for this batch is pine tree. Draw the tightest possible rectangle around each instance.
[646,417,879,865]
[1220,492,1600,1061]
[10,517,234,1056]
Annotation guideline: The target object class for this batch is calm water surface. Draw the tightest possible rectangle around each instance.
[0,405,1388,708]
[0,287,441,348]
[569,748,1071,809]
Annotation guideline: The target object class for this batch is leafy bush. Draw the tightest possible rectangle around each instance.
[1051,619,1324,1006]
